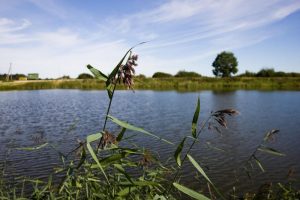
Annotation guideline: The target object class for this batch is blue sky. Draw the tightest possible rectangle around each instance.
[0,0,300,78]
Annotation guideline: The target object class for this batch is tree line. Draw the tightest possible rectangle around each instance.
[1,51,299,80]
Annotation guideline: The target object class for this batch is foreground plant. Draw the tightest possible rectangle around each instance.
[0,44,296,200]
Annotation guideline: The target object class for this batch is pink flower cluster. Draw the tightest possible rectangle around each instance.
[118,54,138,89]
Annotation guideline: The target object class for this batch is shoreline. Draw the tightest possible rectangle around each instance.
[1,77,300,91]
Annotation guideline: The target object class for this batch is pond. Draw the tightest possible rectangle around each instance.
[0,90,299,194]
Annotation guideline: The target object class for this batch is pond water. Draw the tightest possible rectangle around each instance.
[0,90,299,194]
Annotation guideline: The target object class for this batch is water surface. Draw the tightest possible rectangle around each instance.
[0,90,299,194]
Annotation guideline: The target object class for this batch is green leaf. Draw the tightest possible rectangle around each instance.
[107,115,173,145]
[263,129,279,141]
[187,154,211,183]
[100,152,128,167]
[119,181,159,186]
[192,97,200,138]
[16,143,48,151]
[86,64,108,81]
[86,132,110,185]
[114,164,133,184]
[174,137,186,167]
[173,182,210,200]
[117,187,137,197]
[187,154,224,199]
[87,132,102,143]
[258,146,285,156]
[252,155,265,172]
[153,194,167,200]
[116,128,126,142]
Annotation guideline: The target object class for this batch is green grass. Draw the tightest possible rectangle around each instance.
[1,77,300,91]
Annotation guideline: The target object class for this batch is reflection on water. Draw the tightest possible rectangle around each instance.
[0,90,299,193]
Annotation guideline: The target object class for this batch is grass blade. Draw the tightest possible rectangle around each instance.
[192,97,200,138]
[107,115,173,145]
[258,146,285,156]
[173,182,210,200]
[16,143,48,151]
[86,132,110,185]
[87,64,108,81]
[174,137,186,167]
[187,154,224,199]
[116,128,126,142]
[252,155,265,172]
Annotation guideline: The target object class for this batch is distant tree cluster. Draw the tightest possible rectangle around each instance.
[152,70,201,78]
[152,72,173,78]
[0,73,26,81]
[238,68,300,77]
[174,70,201,77]
[77,73,94,79]
[58,75,71,80]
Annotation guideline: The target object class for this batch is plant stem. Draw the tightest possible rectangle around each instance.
[96,81,118,152]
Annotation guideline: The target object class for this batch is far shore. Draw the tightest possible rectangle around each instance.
[1,77,300,91]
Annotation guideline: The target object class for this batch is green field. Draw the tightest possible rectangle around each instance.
[1,77,300,91]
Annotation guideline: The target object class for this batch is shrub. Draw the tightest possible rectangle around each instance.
[77,73,94,79]
[257,68,276,77]
[174,70,201,77]
[152,72,173,78]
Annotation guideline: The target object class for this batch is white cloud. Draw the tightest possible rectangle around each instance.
[0,18,31,33]
[0,0,300,77]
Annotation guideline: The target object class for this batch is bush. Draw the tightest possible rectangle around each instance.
[152,72,173,78]
[174,70,201,78]
[257,68,275,77]
[77,73,94,79]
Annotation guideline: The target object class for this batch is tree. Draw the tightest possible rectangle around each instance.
[212,51,238,77]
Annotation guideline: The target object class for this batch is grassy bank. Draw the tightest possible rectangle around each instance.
[1,77,300,91]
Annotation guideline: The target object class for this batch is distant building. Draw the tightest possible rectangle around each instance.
[28,73,39,80]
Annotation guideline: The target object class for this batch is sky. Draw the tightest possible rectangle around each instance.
[0,0,300,78]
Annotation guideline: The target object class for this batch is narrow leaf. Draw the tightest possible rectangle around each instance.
[187,154,224,199]
[252,155,265,172]
[114,164,133,184]
[87,64,108,81]
[192,97,200,138]
[107,115,173,145]
[173,183,210,200]
[16,143,48,151]
[86,132,110,185]
[258,146,285,156]
[117,187,137,197]
[263,129,280,141]
[174,137,186,167]
[116,128,126,142]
